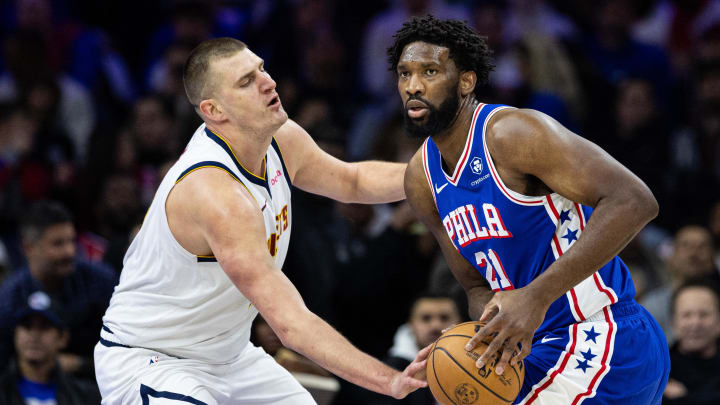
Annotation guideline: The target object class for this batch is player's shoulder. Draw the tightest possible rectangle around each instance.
[486,108,561,159]
[487,108,548,140]
[173,164,260,216]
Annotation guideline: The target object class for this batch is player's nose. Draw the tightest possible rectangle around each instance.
[258,71,276,93]
[405,73,425,96]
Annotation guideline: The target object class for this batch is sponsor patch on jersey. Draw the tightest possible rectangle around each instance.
[470,157,483,174]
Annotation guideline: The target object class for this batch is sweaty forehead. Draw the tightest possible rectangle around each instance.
[399,41,451,66]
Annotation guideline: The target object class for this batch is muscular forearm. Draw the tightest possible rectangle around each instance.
[351,161,406,203]
[281,311,399,396]
[529,191,657,306]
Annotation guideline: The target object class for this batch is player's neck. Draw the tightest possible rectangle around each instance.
[431,97,479,172]
[206,123,274,176]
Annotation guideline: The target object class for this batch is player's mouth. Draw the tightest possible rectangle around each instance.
[267,94,281,110]
[406,99,429,119]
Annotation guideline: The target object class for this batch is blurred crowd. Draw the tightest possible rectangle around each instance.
[0,0,719,404]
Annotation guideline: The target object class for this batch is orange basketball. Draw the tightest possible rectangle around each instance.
[426,321,525,405]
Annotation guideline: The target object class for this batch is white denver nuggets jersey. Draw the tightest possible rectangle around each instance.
[101,123,292,363]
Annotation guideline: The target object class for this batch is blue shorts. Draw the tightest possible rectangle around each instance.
[516,300,670,405]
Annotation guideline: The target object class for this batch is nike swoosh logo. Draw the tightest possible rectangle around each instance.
[435,183,448,194]
[541,336,562,344]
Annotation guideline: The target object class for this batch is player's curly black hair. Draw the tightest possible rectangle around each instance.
[387,15,494,98]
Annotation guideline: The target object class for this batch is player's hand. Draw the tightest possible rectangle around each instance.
[389,343,432,399]
[465,287,549,375]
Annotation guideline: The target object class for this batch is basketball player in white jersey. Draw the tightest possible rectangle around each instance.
[94,38,430,404]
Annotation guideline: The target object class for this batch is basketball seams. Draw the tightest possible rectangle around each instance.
[434,347,514,403]
[432,344,459,405]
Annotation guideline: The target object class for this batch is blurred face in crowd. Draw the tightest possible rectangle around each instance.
[397,42,463,139]
[670,226,716,280]
[203,48,287,135]
[673,286,720,357]
[25,223,76,280]
[616,79,655,135]
[410,297,461,348]
[133,98,173,152]
[15,314,68,366]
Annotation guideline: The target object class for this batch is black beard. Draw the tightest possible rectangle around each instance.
[403,87,460,139]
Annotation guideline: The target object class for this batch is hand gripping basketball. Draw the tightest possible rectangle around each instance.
[426,322,525,405]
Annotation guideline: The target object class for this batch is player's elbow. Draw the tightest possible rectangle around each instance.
[628,183,659,225]
[271,308,317,350]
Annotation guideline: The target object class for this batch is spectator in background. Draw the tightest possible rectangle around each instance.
[128,95,180,205]
[642,225,720,342]
[143,0,214,91]
[632,0,720,76]
[0,103,40,269]
[146,41,203,140]
[0,290,100,405]
[595,78,670,224]
[378,292,462,405]
[501,0,576,46]
[0,201,117,376]
[581,0,672,127]
[0,31,95,163]
[709,199,720,268]
[493,35,582,130]
[667,62,720,222]
[664,279,720,404]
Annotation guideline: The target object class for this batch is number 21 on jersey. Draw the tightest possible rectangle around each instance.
[475,249,514,292]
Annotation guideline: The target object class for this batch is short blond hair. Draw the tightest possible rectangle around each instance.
[183,37,247,107]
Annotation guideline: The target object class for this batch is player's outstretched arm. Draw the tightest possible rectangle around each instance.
[274,119,406,203]
[404,150,494,320]
[465,108,659,375]
[171,168,426,399]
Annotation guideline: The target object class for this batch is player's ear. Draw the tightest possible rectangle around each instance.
[199,99,223,121]
[459,71,476,97]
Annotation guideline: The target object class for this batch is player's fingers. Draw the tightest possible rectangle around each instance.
[475,330,506,369]
[494,338,519,375]
[416,343,434,361]
[512,336,532,364]
[405,359,427,376]
[478,301,499,324]
[441,324,456,334]
[465,317,500,352]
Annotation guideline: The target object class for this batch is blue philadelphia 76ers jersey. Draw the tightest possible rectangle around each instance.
[421,103,636,337]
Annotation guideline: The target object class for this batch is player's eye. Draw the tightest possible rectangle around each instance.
[425,69,438,76]
[240,76,253,87]
[399,70,410,78]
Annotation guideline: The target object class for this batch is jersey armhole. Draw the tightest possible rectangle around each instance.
[175,161,256,204]
[270,137,293,187]
[170,161,257,262]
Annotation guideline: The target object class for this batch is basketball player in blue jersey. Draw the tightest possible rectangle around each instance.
[395,16,670,404]
[94,38,430,404]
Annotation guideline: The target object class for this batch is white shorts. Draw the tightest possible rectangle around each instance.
[94,336,315,404]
